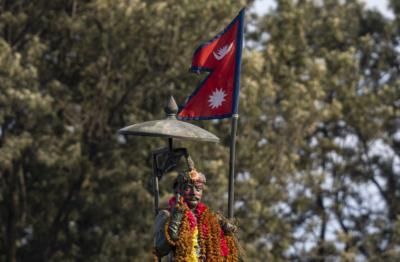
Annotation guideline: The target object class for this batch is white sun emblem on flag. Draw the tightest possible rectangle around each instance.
[208,88,227,109]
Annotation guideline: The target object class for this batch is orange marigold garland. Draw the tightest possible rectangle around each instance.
[226,234,239,261]
[164,197,239,261]
[174,212,194,261]
[198,209,207,260]
[164,217,176,247]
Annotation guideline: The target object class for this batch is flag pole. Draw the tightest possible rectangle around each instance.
[177,8,245,219]
[227,8,245,219]
[228,114,238,219]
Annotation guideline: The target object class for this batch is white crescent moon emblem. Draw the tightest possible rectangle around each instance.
[213,42,234,60]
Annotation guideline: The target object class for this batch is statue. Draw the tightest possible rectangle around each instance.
[154,168,240,261]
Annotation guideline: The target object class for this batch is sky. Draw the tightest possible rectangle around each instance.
[253,0,394,19]
[360,0,393,18]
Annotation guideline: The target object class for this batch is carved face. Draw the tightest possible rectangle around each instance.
[180,182,204,209]
[175,170,206,210]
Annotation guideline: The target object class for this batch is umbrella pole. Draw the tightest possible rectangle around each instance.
[168,138,173,151]
[153,138,173,216]
[152,154,160,216]
[152,153,162,262]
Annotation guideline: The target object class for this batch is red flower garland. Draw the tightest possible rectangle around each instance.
[167,197,237,260]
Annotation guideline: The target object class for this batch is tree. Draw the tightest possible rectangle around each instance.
[240,0,400,260]
[0,0,246,261]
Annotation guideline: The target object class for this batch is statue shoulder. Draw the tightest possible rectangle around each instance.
[155,209,170,225]
[154,209,173,258]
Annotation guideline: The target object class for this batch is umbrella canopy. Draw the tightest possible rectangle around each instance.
[118,96,219,143]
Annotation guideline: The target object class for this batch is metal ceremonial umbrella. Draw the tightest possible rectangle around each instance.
[118,96,219,215]
[119,96,219,142]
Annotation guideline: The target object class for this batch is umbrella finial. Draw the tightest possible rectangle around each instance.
[165,96,178,118]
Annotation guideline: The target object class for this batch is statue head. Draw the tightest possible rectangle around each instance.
[174,169,206,209]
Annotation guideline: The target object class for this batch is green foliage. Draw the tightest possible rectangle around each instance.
[0,0,399,261]
[0,0,245,261]
[240,0,400,260]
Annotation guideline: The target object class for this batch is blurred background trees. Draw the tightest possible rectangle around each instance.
[0,0,399,261]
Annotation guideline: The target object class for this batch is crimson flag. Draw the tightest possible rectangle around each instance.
[178,9,245,120]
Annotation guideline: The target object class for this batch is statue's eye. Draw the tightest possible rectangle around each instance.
[183,185,192,192]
